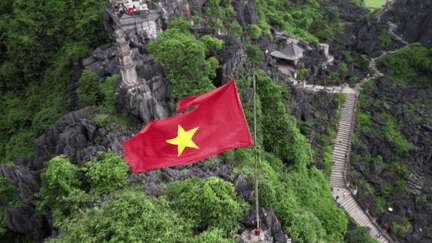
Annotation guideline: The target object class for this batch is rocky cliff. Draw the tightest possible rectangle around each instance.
[382,0,432,46]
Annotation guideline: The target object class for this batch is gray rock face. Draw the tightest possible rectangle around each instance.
[116,50,172,123]
[1,108,132,241]
[217,36,248,84]
[351,77,432,242]
[240,208,290,243]
[233,0,258,27]
[82,46,119,79]
[287,88,339,169]
[382,0,432,45]
[0,165,39,201]
[128,160,232,196]
[34,108,131,168]
[159,0,190,21]
[189,0,207,14]
[4,205,49,240]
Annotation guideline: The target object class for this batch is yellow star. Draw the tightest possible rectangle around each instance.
[166,125,199,156]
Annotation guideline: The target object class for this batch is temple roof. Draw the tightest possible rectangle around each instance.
[271,41,304,61]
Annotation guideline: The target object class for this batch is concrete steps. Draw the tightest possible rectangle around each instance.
[330,92,391,243]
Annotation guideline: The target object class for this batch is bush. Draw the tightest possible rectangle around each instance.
[166,177,243,235]
[99,74,120,112]
[245,44,263,67]
[168,17,192,32]
[201,35,224,55]
[248,24,262,40]
[390,218,412,237]
[77,70,100,108]
[381,113,414,153]
[86,152,129,195]
[345,226,378,243]
[94,113,110,127]
[49,190,191,243]
[191,228,235,243]
[378,44,432,85]
[256,71,311,166]
[147,28,216,99]
[36,156,84,223]
[227,21,243,38]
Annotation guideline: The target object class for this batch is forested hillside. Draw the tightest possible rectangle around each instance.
[0,0,430,242]
[351,44,432,242]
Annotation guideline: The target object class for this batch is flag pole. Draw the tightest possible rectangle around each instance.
[253,71,261,235]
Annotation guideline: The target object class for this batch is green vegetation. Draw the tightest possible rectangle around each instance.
[351,0,386,10]
[351,44,432,238]
[167,177,244,235]
[36,156,85,225]
[85,152,129,195]
[256,0,345,41]
[378,30,392,48]
[345,226,378,243]
[200,35,225,55]
[234,72,347,242]
[390,217,412,237]
[49,190,191,243]
[1,1,354,241]
[245,44,264,67]
[0,0,108,163]
[147,23,218,99]
[0,176,21,237]
[77,70,100,108]
[248,24,262,40]
[377,44,432,86]
[364,0,386,10]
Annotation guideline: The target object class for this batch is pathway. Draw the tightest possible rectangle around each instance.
[282,3,409,241]
[330,89,393,243]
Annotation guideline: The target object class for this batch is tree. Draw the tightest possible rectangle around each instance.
[166,177,243,235]
[86,152,129,195]
[147,28,216,99]
[49,190,192,243]
[248,24,262,40]
[77,70,100,108]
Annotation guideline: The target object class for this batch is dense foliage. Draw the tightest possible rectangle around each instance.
[85,152,129,195]
[256,0,344,42]
[344,225,378,243]
[167,177,244,235]
[147,20,220,99]
[0,0,366,241]
[351,44,432,239]
[49,190,190,243]
[235,72,348,242]
[0,0,108,163]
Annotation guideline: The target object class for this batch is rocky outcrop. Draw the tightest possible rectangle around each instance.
[189,0,207,15]
[4,205,50,241]
[233,0,258,27]
[382,0,432,45]
[216,36,248,85]
[0,165,39,201]
[33,108,131,168]
[239,208,290,243]
[82,46,119,79]
[350,77,432,242]
[159,0,190,21]
[288,88,340,168]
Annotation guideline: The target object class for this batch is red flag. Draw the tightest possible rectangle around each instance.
[123,80,253,173]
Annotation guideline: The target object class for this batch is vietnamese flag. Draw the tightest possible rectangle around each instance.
[123,80,254,173]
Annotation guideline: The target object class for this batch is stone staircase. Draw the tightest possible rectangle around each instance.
[330,92,356,188]
[330,91,394,243]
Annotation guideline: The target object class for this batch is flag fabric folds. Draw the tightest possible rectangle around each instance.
[123,80,254,173]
